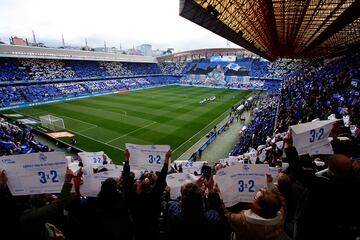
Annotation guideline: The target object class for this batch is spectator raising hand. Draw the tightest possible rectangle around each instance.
[283,129,293,148]
[0,170,7,188]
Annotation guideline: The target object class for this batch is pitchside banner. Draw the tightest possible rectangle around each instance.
[80,164,123,197]
[0,152,67,196]
[214,164,268,207]
[126,144,170,172]
[290,119,337,156]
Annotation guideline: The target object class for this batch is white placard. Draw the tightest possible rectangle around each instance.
[215,164,268,207]
[243,151,257,162]
[258,151,266,162]
[166,173,198,200]
[80,164,123,197]
[290,119,337,156]
[275,141,284,150]
[268,166,280,182]
[126,144,170,172]
[172,160,207,174]
[219,157,239,167]
[0,152,67,196]
[78,151,106,167]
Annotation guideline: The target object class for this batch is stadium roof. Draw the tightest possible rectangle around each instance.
[180,0,360,61]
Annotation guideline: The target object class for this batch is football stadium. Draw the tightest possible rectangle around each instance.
[0,0,359,239]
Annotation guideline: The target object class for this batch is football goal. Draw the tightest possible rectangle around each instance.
[39,115,65,131]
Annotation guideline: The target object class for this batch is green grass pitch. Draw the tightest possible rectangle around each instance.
[7,86,254,163]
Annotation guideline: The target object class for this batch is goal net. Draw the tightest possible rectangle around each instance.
[39,115,65,131]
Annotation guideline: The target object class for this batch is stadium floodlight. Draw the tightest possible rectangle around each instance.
[39,115,65,131]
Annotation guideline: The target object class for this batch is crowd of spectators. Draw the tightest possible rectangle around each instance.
[276,53,360,134]
[20,59,76,80]
[65,60,106,78]
[226,79,265,89]
[231,50,360,158]
[99,61,133,76]
[0,118,50,155]
[158,62,187,75]
[225,50,360,239]
[179,75,280,91]
[0,58,164,82]
[0,58,29,81]
[181,58,270,78]
[265,59,306,79]
[0,86,24,106]
[0,51,360,240]
[1,127,359,240]
[230,95,278,155]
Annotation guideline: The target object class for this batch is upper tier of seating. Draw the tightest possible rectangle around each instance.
[0,76,179,107]
[0,58,163,82]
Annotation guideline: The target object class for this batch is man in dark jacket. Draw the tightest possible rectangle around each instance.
[18,168,74,240]
[123,149,171,240]
[284,130,360,240]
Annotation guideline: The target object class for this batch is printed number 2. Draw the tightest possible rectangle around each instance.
[148,155,161,164]
[38,170,59,184]
[309,128,324,143]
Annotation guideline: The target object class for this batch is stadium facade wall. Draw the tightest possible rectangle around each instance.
[0,45,157,63]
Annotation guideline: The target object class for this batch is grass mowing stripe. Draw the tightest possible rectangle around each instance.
[176,91,255,159]
[14,109,125,151]
[173,102,233,154]
[106,121,157,144]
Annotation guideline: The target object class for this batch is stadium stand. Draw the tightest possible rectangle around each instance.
[0,76,180,107]
[158,61,187,75]
[230,95,278,156]
[0,57,29,81]
[0,117,50,155]
[0,57,163,83]
[1,5,360,238]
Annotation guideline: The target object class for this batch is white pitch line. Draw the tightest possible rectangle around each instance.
[106,121,157,144]
[15,111,124,151]
[175,91,255,156]
[13,109,98,128]
[71,130,125,151]
[77,125,98,133]
[173,111,229,154]
[60,115,97,127]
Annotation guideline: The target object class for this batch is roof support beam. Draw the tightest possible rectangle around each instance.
[179,0,275,60]
[303,0,360,55]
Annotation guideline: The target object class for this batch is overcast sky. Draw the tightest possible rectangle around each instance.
[0,0,239,52]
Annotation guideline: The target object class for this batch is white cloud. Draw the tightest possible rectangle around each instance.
[0,0,239,51]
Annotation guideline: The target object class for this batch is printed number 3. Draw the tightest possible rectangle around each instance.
[148,155,161,164]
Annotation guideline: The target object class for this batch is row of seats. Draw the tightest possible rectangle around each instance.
[0,58,163,82]
[0,117,50,155]
[0,77,180,106]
